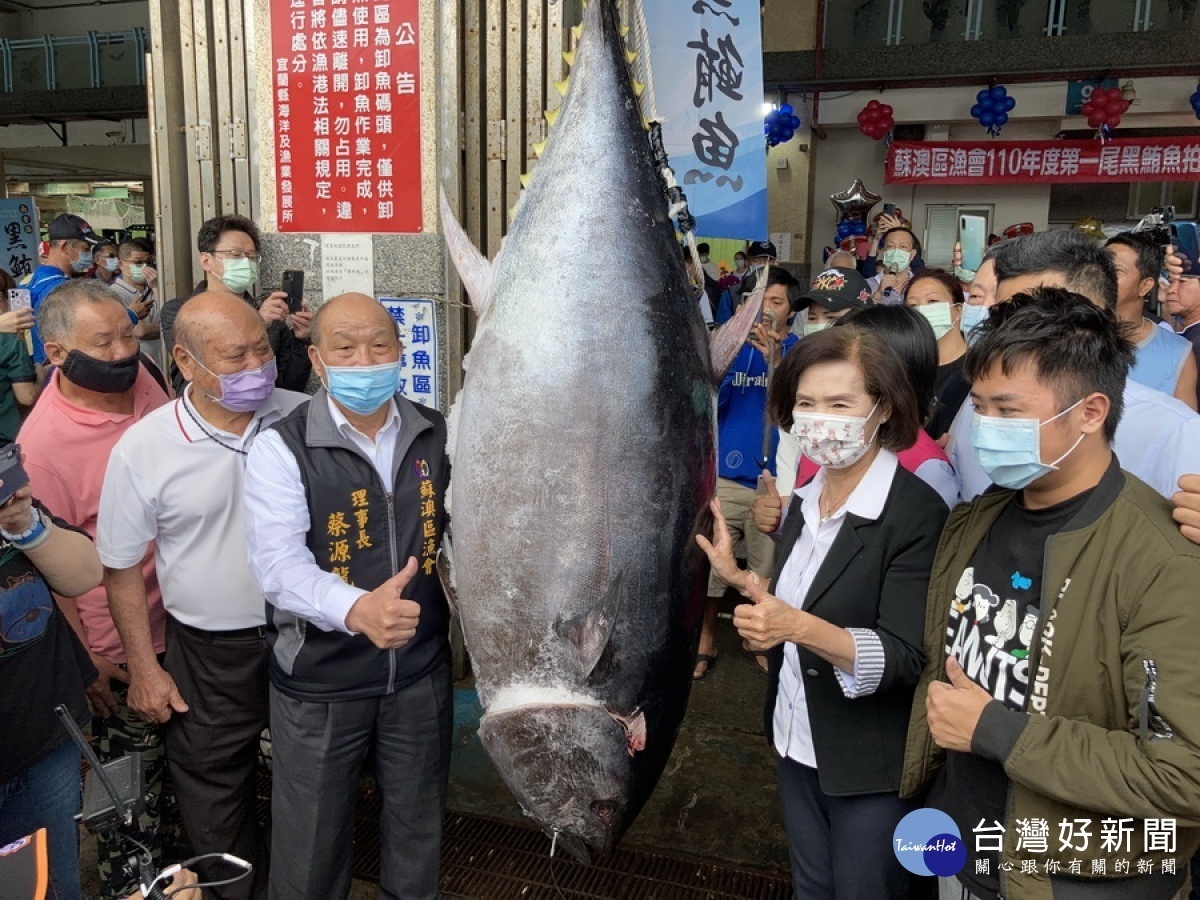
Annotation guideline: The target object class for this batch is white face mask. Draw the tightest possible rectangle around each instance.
[790,400,882,469]
[803,322,830,337]
[916,302,954,340]
[101,258,119,272]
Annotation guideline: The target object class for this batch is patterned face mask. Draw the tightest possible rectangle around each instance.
[790,400,881,469]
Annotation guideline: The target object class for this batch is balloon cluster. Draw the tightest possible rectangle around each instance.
[1188,83,1200,121]
[971,85,1016,136]
[1082,86,1130,134]
[765,103,802,147]
[856,100,894,142]
[835,219,868,242]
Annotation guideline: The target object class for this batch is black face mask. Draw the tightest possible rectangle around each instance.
[60,348,141,394]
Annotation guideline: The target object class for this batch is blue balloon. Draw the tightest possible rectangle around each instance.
[976,89,990,104]
[789,115,802,129]
[779,103,794,116]
[995,112,1009,126]
[781,128,795,142]
[978,94,995,110]
[766,110,780,125]
[970,104,982,119]
[852,220,867,235]
[1004,96,1016,111]
[980,111,996,126]
[991,84,1007,100]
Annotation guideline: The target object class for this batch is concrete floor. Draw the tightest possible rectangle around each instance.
[80,603,787,898]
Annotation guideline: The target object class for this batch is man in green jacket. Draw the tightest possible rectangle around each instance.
[902,286,1200,900]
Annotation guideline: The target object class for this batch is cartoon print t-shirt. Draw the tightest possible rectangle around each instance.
[929,489,1092,898]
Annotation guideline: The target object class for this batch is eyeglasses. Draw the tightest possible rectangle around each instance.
[210,249,259,261]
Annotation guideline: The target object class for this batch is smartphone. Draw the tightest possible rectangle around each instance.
[0,443,29,506]
[882,203,896,217]
[281,269,305,314]
[1170,222,1200,277]
[959,215,988,273]
[7,289,31,313]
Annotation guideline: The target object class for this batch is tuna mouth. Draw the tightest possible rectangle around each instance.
[478,701,630,863]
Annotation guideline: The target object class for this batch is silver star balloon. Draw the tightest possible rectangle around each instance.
[830,179,882,222]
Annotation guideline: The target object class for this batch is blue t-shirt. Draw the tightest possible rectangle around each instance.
[717,332,799,488]
[1130,322,1190,397]
[26,264,69,365]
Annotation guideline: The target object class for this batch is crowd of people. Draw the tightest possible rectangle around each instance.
[702,223,1200,899]
[1,207,1200,900]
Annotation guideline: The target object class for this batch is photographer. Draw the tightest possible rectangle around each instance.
[0,476,104,900]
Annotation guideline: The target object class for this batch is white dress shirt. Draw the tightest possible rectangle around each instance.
[244,396,401,635]
[773,450,896,766]
[948,379,1200,502]
[97,386,309,630]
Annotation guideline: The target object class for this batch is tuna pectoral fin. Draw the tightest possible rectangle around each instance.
[607,707,646,757]
[436,532,459,618]
[555,572,624,680]
[439,188,494,317]
[708,267,768,380]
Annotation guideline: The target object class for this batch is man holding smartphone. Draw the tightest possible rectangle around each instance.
[160,215,313,395]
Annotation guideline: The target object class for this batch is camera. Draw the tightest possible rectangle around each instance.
[1133,205,1174,249]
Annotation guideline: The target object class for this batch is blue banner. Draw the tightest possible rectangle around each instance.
[643,0,766,241]
[0,200,40,280]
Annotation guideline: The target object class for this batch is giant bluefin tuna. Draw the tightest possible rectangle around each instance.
[440,0,762,863]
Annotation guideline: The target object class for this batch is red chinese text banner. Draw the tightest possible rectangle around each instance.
[886,137,1200,186]
[270,0,422,233]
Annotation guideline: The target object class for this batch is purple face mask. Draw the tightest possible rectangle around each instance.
[192,354,277,412]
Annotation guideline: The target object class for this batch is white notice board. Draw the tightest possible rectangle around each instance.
[321,234,375,299]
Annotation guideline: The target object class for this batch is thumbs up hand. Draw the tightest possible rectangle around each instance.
[752,472,782,534]
[731,573,799,653]
[926,656,997,753]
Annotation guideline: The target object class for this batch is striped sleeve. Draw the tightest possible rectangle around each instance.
[833,627,886,698]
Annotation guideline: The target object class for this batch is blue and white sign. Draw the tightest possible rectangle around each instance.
[0,200,40,280]
[643,0,766,241]
[380,296,439,411]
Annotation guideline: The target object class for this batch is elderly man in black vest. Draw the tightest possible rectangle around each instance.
[244,292,451,900]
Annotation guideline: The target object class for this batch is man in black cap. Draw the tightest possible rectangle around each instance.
[27,214,103,367]
[796,265,873,336]
[717,240,779,323]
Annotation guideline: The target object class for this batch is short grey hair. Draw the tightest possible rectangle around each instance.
[37,278,126,344]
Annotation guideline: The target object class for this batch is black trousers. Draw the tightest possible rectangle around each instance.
[267,662,453,900]
[163,616,270,899]
[778,755,914,900]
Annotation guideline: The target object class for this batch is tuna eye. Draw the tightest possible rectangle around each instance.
[591,800,615,823]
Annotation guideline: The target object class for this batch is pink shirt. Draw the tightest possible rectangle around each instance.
[19,367,169,663]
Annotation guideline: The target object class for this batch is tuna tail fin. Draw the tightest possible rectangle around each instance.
[439,187,494,318]
[708,265,769,381]
[555,571,624,680]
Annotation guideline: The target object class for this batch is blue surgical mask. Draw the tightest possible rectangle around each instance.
[971,399,1085,490]
[72,249,93,274]
[319,354,400,415]
[960,303,989,344]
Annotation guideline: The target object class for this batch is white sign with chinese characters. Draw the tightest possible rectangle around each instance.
[321,234,375,300]
[379,296,439,410]
[769,232,792,262]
